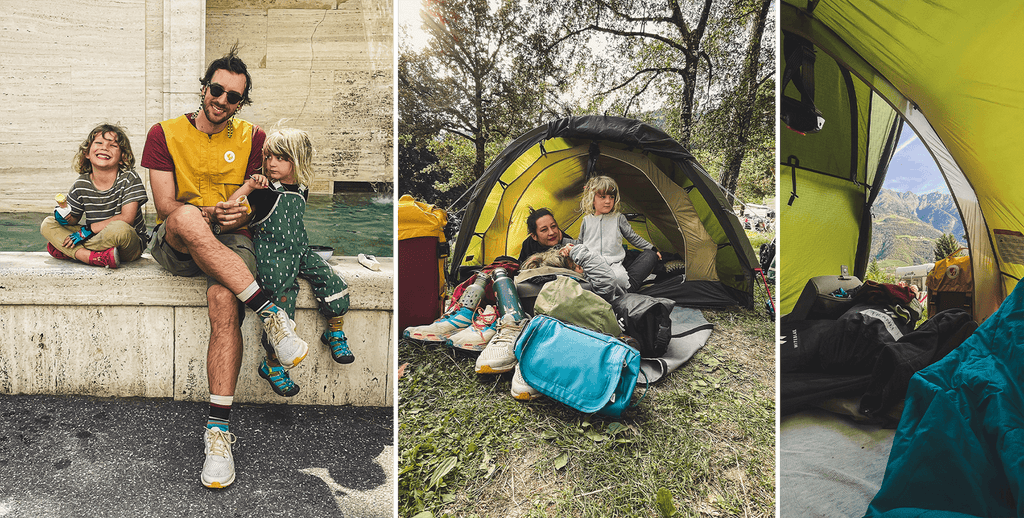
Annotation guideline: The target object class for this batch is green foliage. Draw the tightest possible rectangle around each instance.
[934,233,962,261]
[424,134,507,196]
[866,257,897,284]
[398,298,775,517]
[400,0,567,186]
[401,0,776,210]
[747,230,773,253]
[656,488,678,517]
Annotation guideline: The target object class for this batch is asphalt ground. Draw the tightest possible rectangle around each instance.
[0,395,394,517]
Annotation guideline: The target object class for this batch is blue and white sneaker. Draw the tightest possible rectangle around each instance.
[446,305,498,352]
[403,304,474,343]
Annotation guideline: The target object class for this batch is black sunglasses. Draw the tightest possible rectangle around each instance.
[207,83,244,105]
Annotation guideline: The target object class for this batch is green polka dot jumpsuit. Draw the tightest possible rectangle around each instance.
[250,183,350,319]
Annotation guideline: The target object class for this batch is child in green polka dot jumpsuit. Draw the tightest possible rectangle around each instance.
[229,128,352,397]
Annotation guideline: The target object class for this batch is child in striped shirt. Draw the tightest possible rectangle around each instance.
[41,123,149,268]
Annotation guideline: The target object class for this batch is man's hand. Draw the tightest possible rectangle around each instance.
[214,199,249,226]
[64,225,95,247]
[559,244,573,257]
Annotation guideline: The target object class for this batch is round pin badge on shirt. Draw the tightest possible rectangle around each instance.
[224,151,236,163]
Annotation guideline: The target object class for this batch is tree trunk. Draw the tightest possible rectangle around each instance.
[718,0,772,205]
[678,53,699,146]
[473,72,487,179]
[674,0,714,148]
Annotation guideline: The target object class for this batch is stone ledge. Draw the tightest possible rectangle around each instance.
[0,252,394,407]
[0,252,392,309]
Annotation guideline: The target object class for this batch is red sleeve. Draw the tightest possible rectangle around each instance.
[140,123,174,172]
[246,125,266,180]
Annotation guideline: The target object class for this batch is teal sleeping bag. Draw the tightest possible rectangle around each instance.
[866,282,1024,517]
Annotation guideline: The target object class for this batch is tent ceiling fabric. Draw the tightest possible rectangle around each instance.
[781,0,1023,320]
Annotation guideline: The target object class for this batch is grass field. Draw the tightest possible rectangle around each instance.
[398,236,776,517]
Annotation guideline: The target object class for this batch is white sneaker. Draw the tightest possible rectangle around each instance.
[446,305,498,351]
[511,363,541,401]
[262,309,309,369]
[403,305,475,343]
[475,315,528,374]
[202,427,237,488]
[358,253,381,271]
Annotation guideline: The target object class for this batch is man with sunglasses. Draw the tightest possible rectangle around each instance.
[141,48,307,489]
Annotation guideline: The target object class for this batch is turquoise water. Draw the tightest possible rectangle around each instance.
[0,192,393,257]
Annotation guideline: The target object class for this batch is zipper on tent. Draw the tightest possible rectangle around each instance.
[587,142,601,177]
[842,68,860,186]
[787,155,800,206]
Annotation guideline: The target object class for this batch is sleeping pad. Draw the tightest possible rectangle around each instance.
[865,281,1024,517]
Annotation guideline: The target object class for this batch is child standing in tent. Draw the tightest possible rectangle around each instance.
[41,123,149,268]
[228,128,353,397]
[574,175,661,294]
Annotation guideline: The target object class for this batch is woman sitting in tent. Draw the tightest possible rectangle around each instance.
[517,207,576,263]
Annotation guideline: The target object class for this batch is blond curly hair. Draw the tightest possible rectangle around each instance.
[580,175,620,215]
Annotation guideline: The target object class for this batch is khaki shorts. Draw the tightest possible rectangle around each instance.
[151,222,257,290]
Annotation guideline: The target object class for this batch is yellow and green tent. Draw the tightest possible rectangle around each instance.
[449,116,759,308]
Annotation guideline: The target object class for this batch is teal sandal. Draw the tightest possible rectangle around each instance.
[258,357,300,397]
[321,330,354,364]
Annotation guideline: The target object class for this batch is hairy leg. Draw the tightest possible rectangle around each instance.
[162,205,254,294]
[207,283,244,396]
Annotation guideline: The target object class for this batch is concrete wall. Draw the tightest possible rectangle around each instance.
[0,1,157,212]
[207,0,393,193]
[0,252,394,406]
[0,0,393,212]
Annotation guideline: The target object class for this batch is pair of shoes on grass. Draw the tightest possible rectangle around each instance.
[474,315,541,401]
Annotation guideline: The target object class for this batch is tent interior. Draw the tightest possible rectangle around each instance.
[781,1,1023,322]
[448,116,758,309]
[779,1,1024,517]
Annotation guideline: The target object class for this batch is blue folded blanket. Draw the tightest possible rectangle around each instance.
[866,283,1024,517]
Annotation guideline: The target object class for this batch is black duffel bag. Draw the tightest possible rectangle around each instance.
[611,293,675,358]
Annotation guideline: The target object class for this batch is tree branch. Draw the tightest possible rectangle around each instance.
[593,0,677,25]
[623,72,660,116]
[596,67,683,98]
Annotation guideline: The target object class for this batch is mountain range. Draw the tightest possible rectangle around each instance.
[870,188,965,266]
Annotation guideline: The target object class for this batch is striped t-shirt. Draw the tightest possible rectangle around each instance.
[65,168,149,245]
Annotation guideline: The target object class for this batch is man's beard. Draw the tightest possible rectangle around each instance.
[202,97,236,126]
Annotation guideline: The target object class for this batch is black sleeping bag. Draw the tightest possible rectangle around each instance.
[859,308,976,418]
[780,304,977,419]
[781,304,914,374]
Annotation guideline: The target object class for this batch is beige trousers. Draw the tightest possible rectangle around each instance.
[40,216,144,262]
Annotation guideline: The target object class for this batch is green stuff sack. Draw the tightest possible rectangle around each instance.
[534,276,620,336]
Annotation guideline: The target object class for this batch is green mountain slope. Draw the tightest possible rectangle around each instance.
[870,188,964,267]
